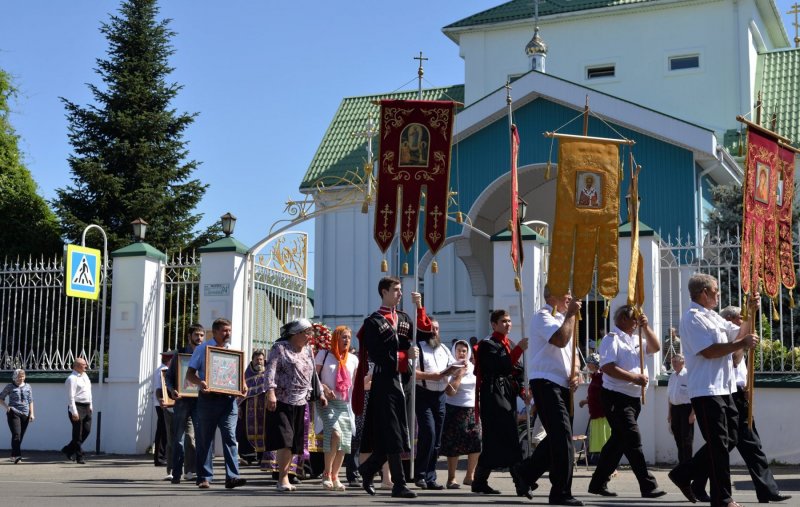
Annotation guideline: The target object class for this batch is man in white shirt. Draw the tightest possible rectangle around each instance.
[412,299,456,491]
[666,354,694,465]
[668,274,759,507]
[62,358,92,464]
[690,306,790,504]
[587,305,665,499]
[516,285,583,507]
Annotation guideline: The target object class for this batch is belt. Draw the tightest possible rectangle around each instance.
[75,402,91,406]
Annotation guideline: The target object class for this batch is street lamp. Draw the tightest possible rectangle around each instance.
[131,218,148,242]
[221,212,237,237]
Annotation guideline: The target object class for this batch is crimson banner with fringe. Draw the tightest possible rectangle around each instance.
[374,100,456,256]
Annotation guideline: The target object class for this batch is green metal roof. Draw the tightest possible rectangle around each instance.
[756,47,800,147]
[300,85,465,190]
[443,0,655,31]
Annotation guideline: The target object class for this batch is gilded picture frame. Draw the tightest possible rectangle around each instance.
[160,369,175,407]
[204,346,244,396]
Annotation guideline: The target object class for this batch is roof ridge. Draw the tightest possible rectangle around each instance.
[341,84,464,101]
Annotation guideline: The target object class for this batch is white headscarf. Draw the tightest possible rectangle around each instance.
[450,340,474,375]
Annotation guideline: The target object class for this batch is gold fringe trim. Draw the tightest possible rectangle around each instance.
[514,277,521,292]
[381,259,388,273]
[402,262,409,275]
[431,260,438,274]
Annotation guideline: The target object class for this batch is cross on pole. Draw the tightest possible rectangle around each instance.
[790,3,800,48]
[414,51,428,98]
[353,113,379,166]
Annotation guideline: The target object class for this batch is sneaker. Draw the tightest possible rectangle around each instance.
[183,472,196,481]
[163,474,173,481]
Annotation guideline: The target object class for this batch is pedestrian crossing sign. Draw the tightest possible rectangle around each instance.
[66,244,101,300]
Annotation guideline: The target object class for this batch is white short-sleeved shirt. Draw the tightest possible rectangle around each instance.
[734,360,747,388]
[680,302,739,398]
[416,341,455,392]
[598,326,651,398]
[529,304,572,388]
[315,349,358,401]
[667,367,691,405]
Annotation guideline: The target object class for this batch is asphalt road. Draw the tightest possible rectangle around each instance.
[0,452,798,506]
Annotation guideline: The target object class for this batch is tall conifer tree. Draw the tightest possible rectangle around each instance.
[0,69,61,257]
[55,0,206,252]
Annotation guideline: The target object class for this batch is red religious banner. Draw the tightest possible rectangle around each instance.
[741,126,795,299]
[374,100,457,257]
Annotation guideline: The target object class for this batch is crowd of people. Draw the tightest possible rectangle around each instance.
[0,273,792,506]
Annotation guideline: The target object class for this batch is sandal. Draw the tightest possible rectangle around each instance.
[322,474,334,490]
[446,481,461,489]
[334,480,346,491]
[463,478,473,486]
[276,483,296,492]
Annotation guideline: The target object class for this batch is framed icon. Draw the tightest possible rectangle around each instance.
[175,353,199,398]
[204,346,245,396]
[160,369,175,407]
[754,162,770,205]
[576,171,603,208]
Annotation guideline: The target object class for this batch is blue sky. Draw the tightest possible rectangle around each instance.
[1,1,798,284]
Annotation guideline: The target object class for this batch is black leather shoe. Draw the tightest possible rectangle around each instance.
[61,445,75,462]
[760,493,793,503]
[76,458,86,464]
[691,487,711,502]
[362,480,375,495]
[668,469,697,503]
[414,478,427,489]
[510,463,534,499]
[225,477,246,489]
[642,488,667,498]
[171,476,181,484]
[471,482,501,494]
[588,485,618,497]
[426,481,445,490]
[549,497,584,506]
[392,486,418,498]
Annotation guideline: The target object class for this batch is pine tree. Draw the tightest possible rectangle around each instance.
[0,69,61,257]
[54,0,206,252]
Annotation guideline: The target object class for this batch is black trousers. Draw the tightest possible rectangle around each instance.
[413,387,446,483]
[670,403,694,464]
[520,379,575,502]
[731,389,780,501]
[589,388,658,494]
[6,411,30,457]
[65,403,92,460]
[359,451,406,489]
[671,395,738,507]
[154,406,167,465]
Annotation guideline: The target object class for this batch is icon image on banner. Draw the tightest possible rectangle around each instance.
[66,244,102,300]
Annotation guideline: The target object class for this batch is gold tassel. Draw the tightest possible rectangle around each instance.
[741,297,748,320]
[361,199,370,214]
[381,259,388,273]
[772,299,780,321]
[514,276,521,292]
[619,158,624,178]
[508,219,514,232]
[790,291,796,309]
[545,161,551,180]
[402,262,409,275]
[603,303,609,319]
[456,211,463,224]
[431,260,438,274]
[576,311,582,321]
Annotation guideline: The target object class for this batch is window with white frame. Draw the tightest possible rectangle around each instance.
[586,64,615,79]
[669,54,700,71]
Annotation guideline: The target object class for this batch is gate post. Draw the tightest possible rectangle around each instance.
[198,237,249,351]
[104,241,167,454]
[613,222,662,464]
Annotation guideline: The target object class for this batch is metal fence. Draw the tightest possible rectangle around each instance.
[0,255,110,372]
[162,251,200,352]
[248,233,308,353]
[660,228,799,374]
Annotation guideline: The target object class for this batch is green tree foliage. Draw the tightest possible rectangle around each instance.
[0,69,61,257]
[705,183,744,238]
[54,0,206,252]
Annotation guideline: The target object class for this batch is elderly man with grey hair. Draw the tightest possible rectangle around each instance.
[668,273,760,507]
[667,353,693,464]
[690,306,791,504]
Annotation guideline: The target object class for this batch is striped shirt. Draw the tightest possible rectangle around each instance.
[0,382,33,416]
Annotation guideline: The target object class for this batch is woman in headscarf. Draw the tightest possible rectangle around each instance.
[441,339,481,489]
[0,369,34,463]
[264,318,327,491]
[316,325,359,491]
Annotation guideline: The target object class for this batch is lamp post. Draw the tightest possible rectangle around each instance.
[221,212,237,237]
[130,218,148,242]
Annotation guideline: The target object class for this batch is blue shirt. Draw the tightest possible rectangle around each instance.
[0,382,33,416]
[187,338,227,382]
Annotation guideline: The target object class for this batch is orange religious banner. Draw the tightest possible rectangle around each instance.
[547,136,623,300]
[373,100,456,264]
[776,143,797,298]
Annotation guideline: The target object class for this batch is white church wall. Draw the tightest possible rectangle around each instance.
[458,0,773,137]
